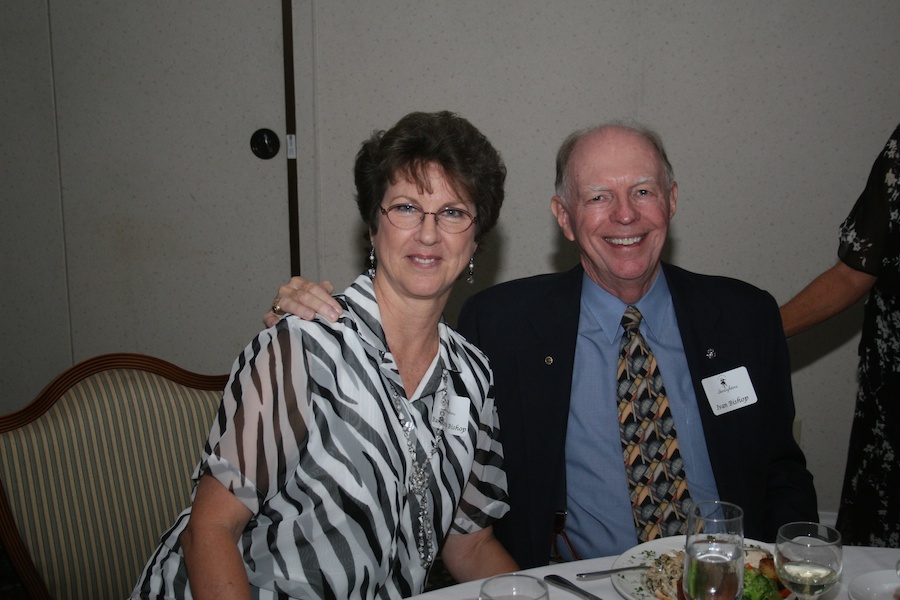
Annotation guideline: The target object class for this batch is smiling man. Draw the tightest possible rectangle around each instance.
[551,126,676,303]
[454,122,818,566]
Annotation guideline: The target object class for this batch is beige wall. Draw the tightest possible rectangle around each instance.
[2,2,70,405]
[2,1,294,408]
[4,0,899,516]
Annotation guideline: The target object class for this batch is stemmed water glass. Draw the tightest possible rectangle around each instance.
[683,501,745,600]
[774,522,842,600]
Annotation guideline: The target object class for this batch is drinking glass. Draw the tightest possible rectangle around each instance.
[774,522,842,600]
[479,573,549,600]
[683,501,745,600]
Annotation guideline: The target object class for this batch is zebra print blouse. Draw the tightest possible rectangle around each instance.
[131,275,510,599]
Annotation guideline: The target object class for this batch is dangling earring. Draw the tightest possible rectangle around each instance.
[466,256,475,284]
[367,246,376,278]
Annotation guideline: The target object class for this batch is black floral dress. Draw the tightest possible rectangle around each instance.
[834,123,900,547]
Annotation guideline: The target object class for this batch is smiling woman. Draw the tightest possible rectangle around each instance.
[129,112,518,600]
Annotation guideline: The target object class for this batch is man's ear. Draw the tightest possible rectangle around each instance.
[551,196,576,242]
[668,182,678,219]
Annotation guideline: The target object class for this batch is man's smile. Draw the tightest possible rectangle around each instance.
[604,235,645,246]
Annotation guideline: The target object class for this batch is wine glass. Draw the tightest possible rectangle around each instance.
[774,522,842,600]
[479,573,549,600]
[683,501,745,600]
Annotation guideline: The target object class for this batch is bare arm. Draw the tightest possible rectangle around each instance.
[263,277,342,328]
[440,526,518,582]
[181,475,255,600]
[780,261,877,338]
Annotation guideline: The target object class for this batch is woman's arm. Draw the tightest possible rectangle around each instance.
[440,525,518,582]
[780,260,876,338]
[181,475,255,600]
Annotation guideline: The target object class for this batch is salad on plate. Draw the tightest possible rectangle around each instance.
[643,545,788,600]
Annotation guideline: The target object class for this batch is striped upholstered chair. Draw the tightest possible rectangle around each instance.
[0,353,226,600]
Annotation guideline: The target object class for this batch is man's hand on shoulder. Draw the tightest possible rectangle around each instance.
[263,277,341,328]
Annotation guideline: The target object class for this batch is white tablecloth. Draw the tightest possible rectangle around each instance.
[412,546,899,600]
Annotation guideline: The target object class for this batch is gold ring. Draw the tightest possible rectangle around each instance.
[272,298,283,315]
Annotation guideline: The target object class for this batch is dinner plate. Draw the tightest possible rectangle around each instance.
[610,535,773,600]
[848,570,900,600]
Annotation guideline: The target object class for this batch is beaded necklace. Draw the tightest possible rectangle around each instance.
[389,370,449,568]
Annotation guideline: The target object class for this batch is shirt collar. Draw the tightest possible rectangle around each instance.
[581,268,672,345]
[339,274,456,397]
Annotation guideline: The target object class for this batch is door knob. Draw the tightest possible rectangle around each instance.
[250,128,280,159]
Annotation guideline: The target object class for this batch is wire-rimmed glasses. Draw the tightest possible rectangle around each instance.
[380,204,476,234]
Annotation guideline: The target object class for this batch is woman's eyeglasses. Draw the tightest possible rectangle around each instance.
[380,204,477,234]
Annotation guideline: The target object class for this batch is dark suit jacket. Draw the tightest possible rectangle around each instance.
[457,263,818,568]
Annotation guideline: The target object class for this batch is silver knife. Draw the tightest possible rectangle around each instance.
[544,574,607,600]
[576,564,651,580]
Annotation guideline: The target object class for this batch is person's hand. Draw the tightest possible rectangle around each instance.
[264,277,341,327]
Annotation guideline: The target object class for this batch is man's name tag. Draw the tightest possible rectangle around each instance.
[701,366,758,416]
[433,395,470,435]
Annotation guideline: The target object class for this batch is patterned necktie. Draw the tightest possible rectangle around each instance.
[617,305,692,542]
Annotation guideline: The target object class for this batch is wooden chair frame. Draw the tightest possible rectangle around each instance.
[0,353,227,600]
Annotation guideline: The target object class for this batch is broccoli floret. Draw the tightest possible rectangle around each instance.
[743,567,781,600]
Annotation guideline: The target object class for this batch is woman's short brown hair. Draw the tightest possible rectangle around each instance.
[354,111,506,244]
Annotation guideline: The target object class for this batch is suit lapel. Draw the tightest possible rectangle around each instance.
[663,263,738,498]
[521,265,583,415]
[665,263,722,380]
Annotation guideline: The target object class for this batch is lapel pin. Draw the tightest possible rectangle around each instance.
[706,348,716,359]
[544,356,554,365]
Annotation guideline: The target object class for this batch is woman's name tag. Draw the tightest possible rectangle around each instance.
[433,395,471,435]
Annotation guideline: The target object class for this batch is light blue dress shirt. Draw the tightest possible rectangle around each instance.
[561,270,719,559]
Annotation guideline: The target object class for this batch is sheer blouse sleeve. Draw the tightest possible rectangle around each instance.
[452,373,511,533]
[194,319,311,515]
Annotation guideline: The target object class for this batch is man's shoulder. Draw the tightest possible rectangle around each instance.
[470,271,565,297]
[457,266,583,346]
[663,263,775,305]
[465,265,582,308]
